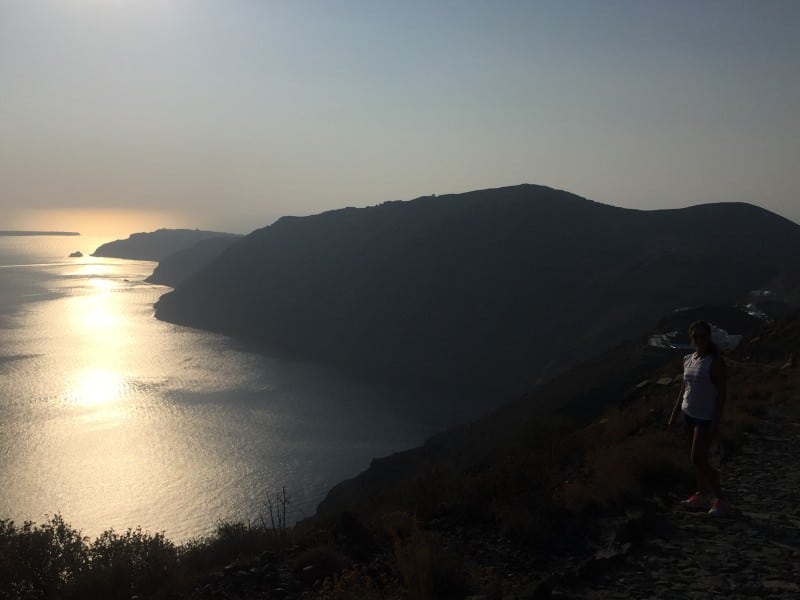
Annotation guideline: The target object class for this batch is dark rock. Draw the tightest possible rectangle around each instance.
[761,579,800,592]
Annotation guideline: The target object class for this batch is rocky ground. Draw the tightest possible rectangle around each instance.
[506,402,800,600]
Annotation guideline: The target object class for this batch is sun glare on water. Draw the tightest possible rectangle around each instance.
[60,262,134,415]
[69,368,126,408]
[67,267,122,331]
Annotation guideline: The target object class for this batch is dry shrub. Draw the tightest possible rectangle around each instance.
[631,431,690,489]
[566,399,664,461]
[289,544,348,584]
[488,497,552,544]
[317,567,386,600]
[561,480,598,513]
[410,463,452,518]
[716,406,760,457]
[599,403,658,444]
[181,519,287,575]
[390,515,469,600]
[563,431,687,513]
[392,521,433,600]
[449,446,558,546]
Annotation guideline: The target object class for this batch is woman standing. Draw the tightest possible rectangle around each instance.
[668,320,728,516]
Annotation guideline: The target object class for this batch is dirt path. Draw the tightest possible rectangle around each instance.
[548,405,800,599]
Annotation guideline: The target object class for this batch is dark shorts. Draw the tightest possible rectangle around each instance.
[682,410,712,432]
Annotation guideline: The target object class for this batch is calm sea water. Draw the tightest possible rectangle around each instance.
[0,235,452,541]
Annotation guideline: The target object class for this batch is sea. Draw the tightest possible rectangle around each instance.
[0,234,453,541]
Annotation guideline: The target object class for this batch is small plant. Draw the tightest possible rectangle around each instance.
[263,485,291,533]
[390,515,470,600]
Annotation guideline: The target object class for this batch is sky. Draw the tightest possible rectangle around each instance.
[1,0,798,236]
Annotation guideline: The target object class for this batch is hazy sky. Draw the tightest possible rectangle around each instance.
[1,0,798,235]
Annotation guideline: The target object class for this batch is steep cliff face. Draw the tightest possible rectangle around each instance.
[146,235,243,287]
[154,184,800,401]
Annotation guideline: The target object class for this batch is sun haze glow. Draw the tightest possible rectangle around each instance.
[1,0,798,231]
[8,208,195,238]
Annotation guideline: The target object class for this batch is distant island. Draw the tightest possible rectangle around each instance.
[68,251,83,258]
[92,228,240,262]
[0,230,80,236]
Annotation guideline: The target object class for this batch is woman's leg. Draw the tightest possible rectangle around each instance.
[690,426,722,499]
[684,420,710,494]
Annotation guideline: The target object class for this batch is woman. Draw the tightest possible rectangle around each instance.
[668,320,728,516]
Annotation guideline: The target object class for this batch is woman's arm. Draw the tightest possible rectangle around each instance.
[668,379,686,429]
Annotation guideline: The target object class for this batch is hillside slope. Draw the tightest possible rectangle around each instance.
[146,235,243,287]
[92,229,239,262]
[313,304,770,518]
[199,311,800,599]
[155,184,800,402]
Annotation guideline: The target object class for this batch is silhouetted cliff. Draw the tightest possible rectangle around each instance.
[146,235,243,287]
[154,184,800,402]
[92,229,238,262]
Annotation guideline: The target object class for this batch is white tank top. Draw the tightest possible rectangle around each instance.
[681,352,718,420]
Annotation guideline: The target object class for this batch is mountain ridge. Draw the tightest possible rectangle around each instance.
[154,184,800,406]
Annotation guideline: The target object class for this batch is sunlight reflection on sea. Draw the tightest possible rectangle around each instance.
[0,236,451,541]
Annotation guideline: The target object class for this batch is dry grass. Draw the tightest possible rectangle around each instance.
[389,514,469,600]
[562,431,688,512]
[316,567,388,600]
[559,343,800,514]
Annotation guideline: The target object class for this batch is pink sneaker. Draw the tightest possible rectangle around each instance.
[708,498,728,516]
[680,492,710,509]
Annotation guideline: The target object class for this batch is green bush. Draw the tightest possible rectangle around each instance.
[73,528,178,599]
[0,515,178,600]
[0,515,88,598]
